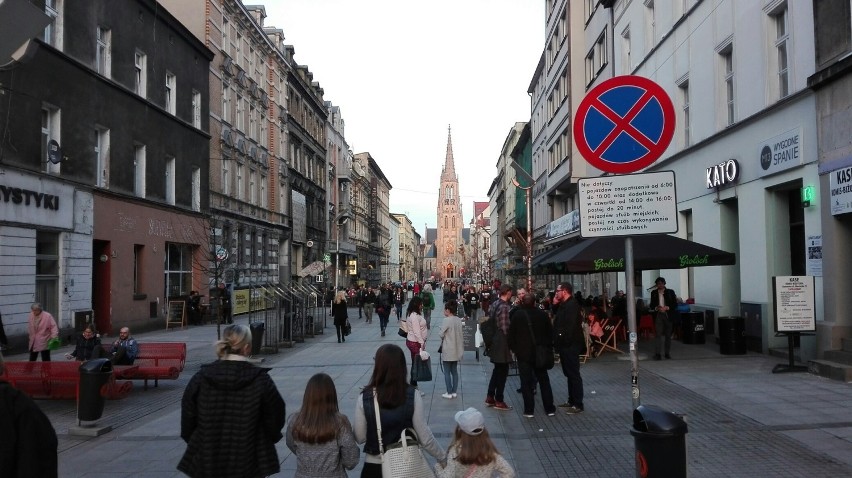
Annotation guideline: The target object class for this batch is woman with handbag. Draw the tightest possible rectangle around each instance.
[404,297,429,390]
[286,373,360,477]
[353,344,446,478]
[332,291,349,343]
[435,407,515,478]
[27,303,59,362]
[507,294,556,419]
[438,300,464,399]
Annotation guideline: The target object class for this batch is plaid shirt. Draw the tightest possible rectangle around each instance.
[494,298,512,335]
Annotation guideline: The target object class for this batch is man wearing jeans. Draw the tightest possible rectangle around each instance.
[552,283,584,414]
[484,285,514,411]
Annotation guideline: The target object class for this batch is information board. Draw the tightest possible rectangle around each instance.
[772,276,816,333]
[166,300,186,329]
[578,171,678,237]
[462,318,477,352]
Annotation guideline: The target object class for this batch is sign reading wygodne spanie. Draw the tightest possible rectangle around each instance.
[578,171,678,238]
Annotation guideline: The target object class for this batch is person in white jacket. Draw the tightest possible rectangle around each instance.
[439,300,464,399]
[405,296,429,389]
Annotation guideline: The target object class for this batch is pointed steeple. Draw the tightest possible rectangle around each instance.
[442,124,457,181]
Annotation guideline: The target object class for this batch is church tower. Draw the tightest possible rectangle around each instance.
[436,126,464,279]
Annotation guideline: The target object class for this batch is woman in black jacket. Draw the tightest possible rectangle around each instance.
[178,324,286,478]
[332,291,349,343]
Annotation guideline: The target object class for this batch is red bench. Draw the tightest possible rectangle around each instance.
[0,361,132,400]
[126,342,187,390]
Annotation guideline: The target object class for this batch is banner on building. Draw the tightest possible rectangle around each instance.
[829,165,852,216]
[806,235,822,277]
[292,191,306,244]
[772,276,816,333]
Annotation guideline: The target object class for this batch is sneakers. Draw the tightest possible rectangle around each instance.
[451,393,457,398]
[564,405,584,415]
[557,402,573,408]
[485,396,496,407]
[493,401,513,411]
[546,411,556,417]
[381,330,385,337]
[441,393,453,399]
[522,413,534,418]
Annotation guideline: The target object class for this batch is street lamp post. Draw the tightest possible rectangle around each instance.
[333,211,352,293]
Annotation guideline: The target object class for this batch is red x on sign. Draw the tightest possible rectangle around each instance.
[573,75,675,174]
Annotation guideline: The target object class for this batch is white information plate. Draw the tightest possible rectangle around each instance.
[578,171,678,237]
[772,276,816,333]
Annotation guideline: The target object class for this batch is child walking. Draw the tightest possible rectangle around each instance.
[435,407,516,477]
[286,373,360,477]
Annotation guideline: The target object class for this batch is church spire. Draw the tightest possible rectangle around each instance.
[442,124,457,181]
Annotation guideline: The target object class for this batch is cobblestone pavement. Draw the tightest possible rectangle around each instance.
[8,298,852,477]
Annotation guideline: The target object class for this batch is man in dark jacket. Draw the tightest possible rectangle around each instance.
[649,276,679,360]
[376,285,393,337]
[484,285,514,411]
[363,288,377,324]
[552,282,584,414]
[508,295,556,418]
[0,353,59,477]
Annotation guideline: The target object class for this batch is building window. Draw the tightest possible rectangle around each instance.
[222,161,231,196]
[722,49,734,126]
[249,169,257,205]
[41,105,61,174]
[191,167,200,212]
[222,82,230,123]
[222,17,230,56]
[236,163,244,200]
[192,90,201,128]
[595,30,608,71]
[43,0,63,49]
[249,104,256,141]
[165,156,176,205]
[96,27,111,77]
[36,231,60,316]
[773,7,790,98]
[134,144,146,197]
[134,51,147,97]
[94,127,109,187]
[260,174,267,208]
[164,243,193,298]
[133,244,143,294]
[585,0,596,20]
[645,0,656,52]
[679,80,690,147]
[621,27,631,73]
[236,95,244,130]
[585,49,595,85]
[260,113,267,145]
[165,72,176,114]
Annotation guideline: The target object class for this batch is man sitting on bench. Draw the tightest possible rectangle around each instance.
[109,327,138,365]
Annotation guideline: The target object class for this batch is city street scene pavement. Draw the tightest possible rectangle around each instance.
[7,297,851,478]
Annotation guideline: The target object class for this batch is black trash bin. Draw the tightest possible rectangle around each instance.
[718,316,746,355]
[78,358,113,422]
[630,404,688,478]
[681,312,705,344]
[250,322,265,355]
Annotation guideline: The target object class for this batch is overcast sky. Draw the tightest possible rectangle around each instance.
[264,0,544,239]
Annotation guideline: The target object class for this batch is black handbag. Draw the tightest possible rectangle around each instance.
[343,320,352,336]
[412,355,433,382]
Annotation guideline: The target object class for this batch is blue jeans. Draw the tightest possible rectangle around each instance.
[557,344,584,409]
[443,361,459,394]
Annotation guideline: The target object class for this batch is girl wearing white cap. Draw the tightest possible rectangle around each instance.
[435,407,515,478]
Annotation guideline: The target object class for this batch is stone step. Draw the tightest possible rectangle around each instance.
[824,349,852,366]
[808,359,852,383]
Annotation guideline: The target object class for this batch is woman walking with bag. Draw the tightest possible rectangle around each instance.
[332,291,349,343]
[435,408,515,478]
[508,294,556,418]
[353,344,445,478]
[27,303,59,362]
[439,300,464,399]
[286,373,359,477]
[404,297,429,390]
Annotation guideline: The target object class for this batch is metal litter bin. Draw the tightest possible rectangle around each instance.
[78,358,113,422]
[630,404,688,478]
[250,322,265,355]
[718,316,746,355]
